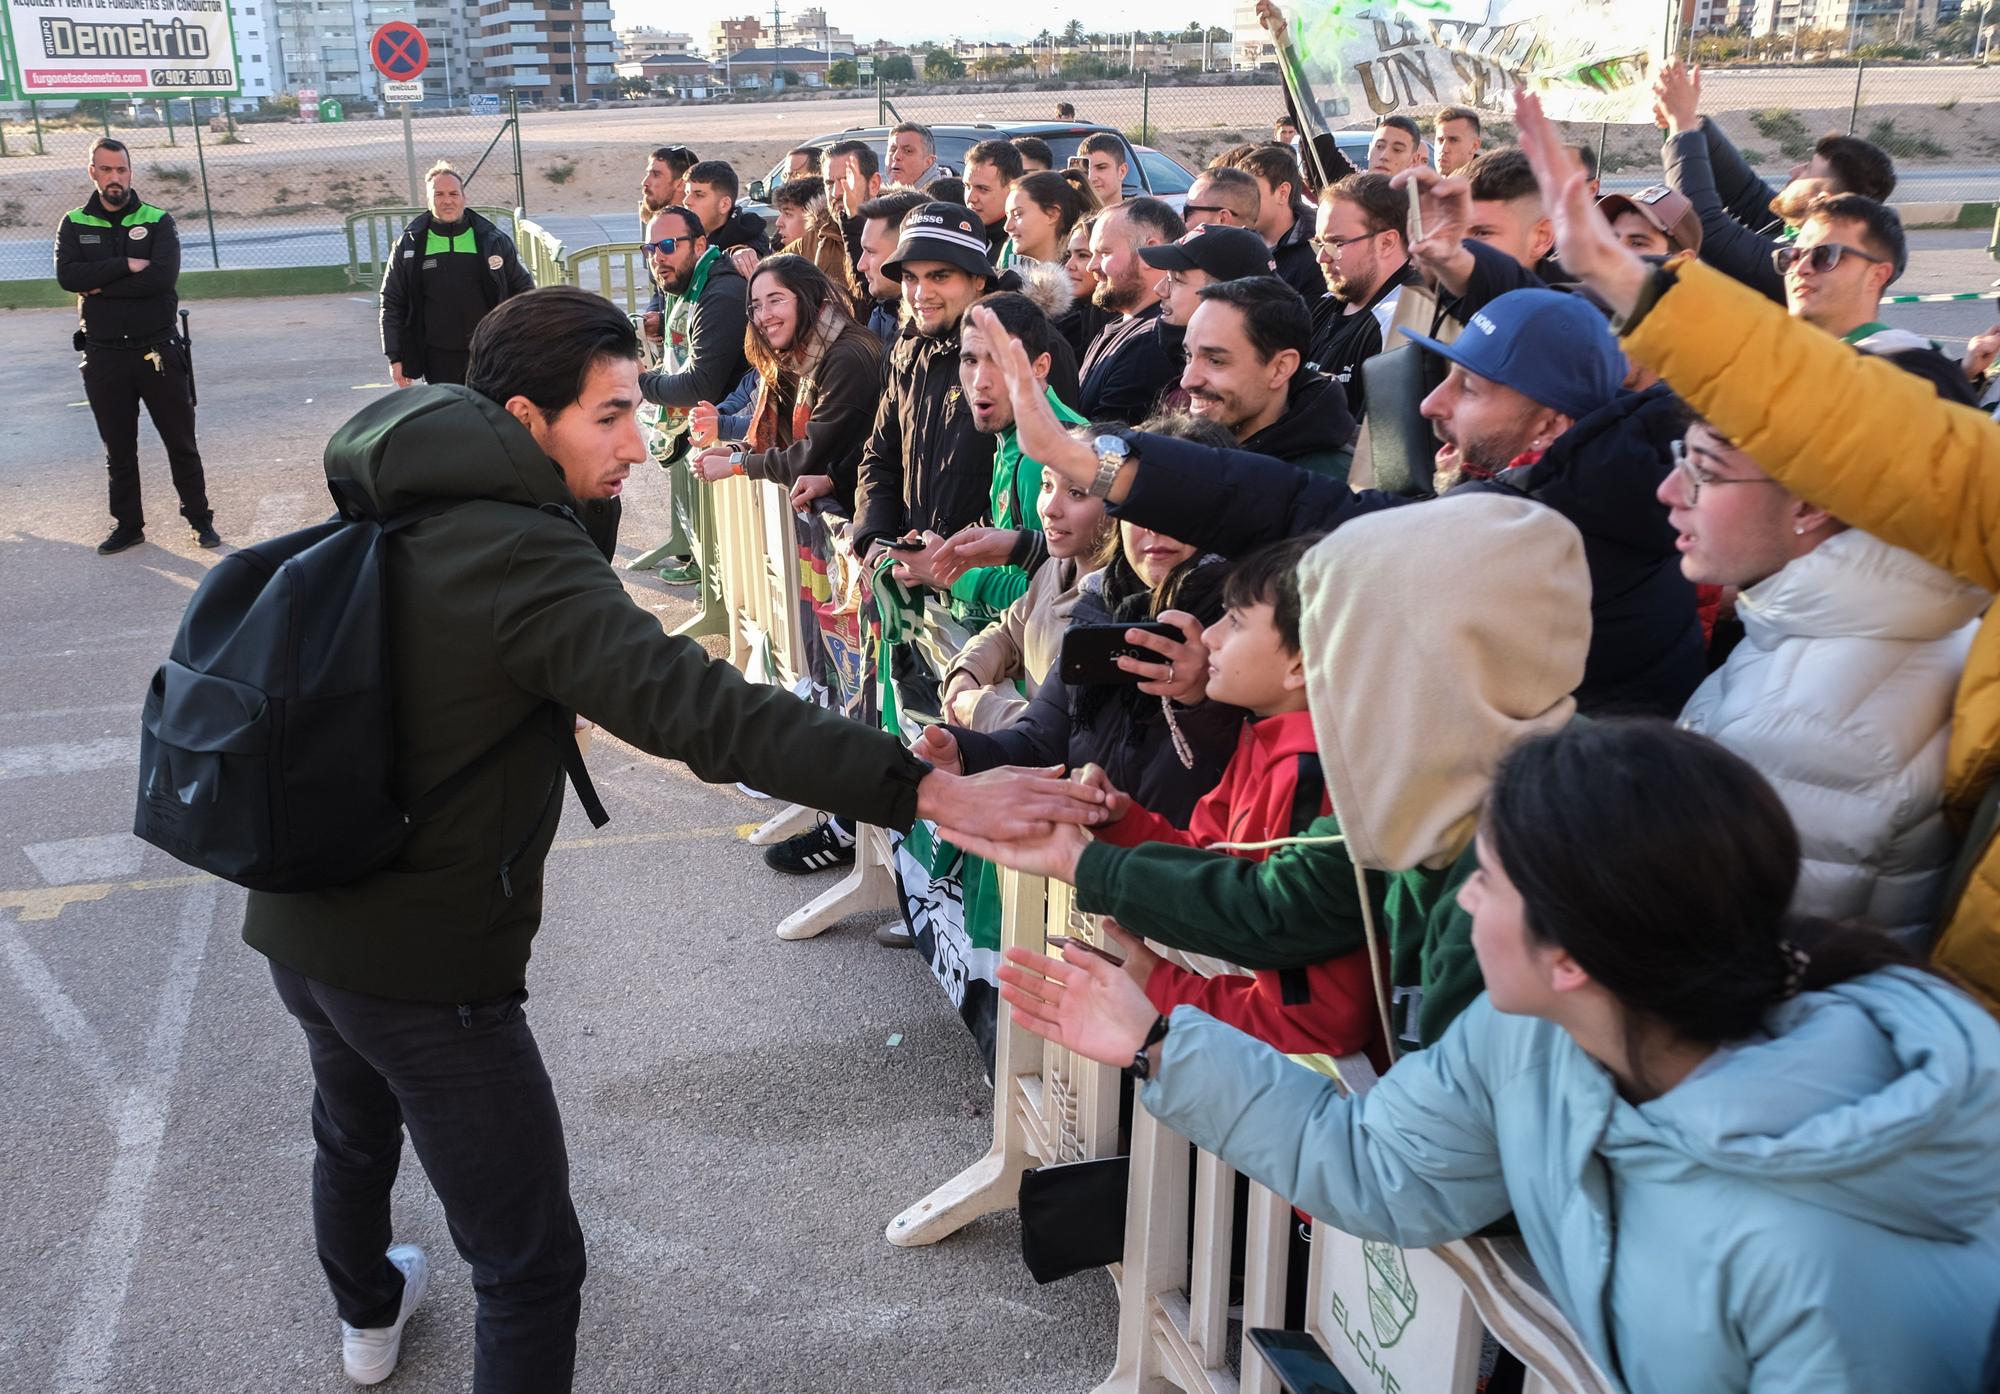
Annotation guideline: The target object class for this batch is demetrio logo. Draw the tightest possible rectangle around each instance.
[38,14,213,61]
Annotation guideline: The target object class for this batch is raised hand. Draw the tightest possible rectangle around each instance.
[965,304,1099,492]
[727,245,761,279]
[1513,89,1649,318]
[1652,60,1702,137]
[1389,166,1475,296]
[998,944,1161,1069]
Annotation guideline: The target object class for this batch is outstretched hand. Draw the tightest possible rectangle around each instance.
[999,944,1161,1069]
[1652,60,1702,136]
[1513,89,1649,319]
[930,525,1021,585]
[940,811,1092,886]
[1389,166,1475,297]
[918,764,1110,845]
[965,304,1098,490]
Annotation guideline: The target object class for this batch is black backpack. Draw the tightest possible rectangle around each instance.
[135,489,607,893]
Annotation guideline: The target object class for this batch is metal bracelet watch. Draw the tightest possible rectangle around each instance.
[1125,1012,1171,1081]
[1087,431,1131,500]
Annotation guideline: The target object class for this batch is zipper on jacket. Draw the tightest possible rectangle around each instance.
[458,1004,472,1029]
[496,773,563,899]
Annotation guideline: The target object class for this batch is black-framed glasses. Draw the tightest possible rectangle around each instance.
[1772,241,1886,276]
[1669,438,1788,505]
[1309,232,1378,255]
[642,238,683,257]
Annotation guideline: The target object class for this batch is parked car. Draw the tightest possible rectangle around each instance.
[745,121,1198,222]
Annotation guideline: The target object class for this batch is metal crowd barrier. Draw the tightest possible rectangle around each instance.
[342,205,518,295]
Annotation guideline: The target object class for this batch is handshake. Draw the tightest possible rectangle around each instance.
[916,723,1130,888]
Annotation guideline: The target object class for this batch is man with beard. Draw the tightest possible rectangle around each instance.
[1307,172,1413,416]
[1182,277,1356,477]
[854,188,932,347]
[57,136,219,553]
[638,145,698,341]
[380,163,534,391]
[636,204,748,584]
[1078,197,1187,425]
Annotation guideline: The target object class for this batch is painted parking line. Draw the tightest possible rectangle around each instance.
[1,824,746,922]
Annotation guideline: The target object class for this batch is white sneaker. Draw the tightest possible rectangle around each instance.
[341,1244,430,1385]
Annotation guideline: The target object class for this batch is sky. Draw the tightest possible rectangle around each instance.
[609,0,1241,48]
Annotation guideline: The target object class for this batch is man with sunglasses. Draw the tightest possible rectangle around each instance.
[636,205,749,584]
[1781,194,1979,407]
[1181,167,1260,233]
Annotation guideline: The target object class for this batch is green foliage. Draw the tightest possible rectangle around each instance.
[877,54,914,80]
[542,158,578,185]
[1749,108,1815,161]
[775,67,804,85]
[150,164,195,187]
[1061,54,1130,79]
[828,59,858,86]
[923,49,966,79]
[1864,118,1947,160]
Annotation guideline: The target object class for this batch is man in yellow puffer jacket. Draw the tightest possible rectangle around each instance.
[1507,90,2000,1015]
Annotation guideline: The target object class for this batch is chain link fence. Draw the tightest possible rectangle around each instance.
[3,60,1993,283]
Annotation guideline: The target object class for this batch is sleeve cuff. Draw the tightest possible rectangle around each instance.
[1612,259,1687,339]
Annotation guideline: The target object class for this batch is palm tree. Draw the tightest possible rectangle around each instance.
[1062,18,1085,44]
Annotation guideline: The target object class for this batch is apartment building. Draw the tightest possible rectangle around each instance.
[269,0,478,102]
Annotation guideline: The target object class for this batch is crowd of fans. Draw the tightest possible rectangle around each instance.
[610,61,2000,1391]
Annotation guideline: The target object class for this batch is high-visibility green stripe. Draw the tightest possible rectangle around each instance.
[67,202,164,228]
[423,227,477,255]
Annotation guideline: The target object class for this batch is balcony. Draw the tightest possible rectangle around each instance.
[479,4,540,21]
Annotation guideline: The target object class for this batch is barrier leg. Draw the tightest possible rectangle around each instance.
[1090,1100,1187,1394]
[773,823,899,941]
[886,870,1048,1246]
[1239,1183,1295,1394]
[747,801,820,846]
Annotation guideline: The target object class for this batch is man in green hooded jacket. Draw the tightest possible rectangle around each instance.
[251,286,1106,1392]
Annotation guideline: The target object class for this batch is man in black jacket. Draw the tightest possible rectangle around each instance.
[1306,172,1413,416]
[1079,197,1187,425]
[1183,277,1356,479]
[54,137,217,554]
[255,286,1109,1392]
[1235,143,1324,301]
[683,159,771,258]
[637,204,750,585]
[381,163,534,388]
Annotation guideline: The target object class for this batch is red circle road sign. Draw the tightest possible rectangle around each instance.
[370,22,430,81]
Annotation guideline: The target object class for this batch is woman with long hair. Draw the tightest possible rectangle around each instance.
[1053,212,1112,362]
[1004,169,1098,268]
[688,253,883,513]
[993,719,2000,1394]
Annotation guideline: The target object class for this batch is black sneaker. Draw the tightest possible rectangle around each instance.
[194,524,222,549]
[763,817,857,875]
[97,525,145,555]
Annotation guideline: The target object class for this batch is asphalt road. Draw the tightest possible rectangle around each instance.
[0,296,1120,1392]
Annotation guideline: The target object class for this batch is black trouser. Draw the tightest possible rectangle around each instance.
[423,347,471,385]
[269,962,587,1393]
[83,341,210,532]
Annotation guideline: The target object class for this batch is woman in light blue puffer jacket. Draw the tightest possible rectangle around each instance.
[991,719,2000,1394]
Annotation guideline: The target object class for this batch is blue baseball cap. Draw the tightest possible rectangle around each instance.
[1402,289,1627,420]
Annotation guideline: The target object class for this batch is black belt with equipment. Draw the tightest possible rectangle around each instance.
[76,310,197,406]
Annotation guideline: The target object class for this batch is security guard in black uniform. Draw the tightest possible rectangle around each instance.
[54,137,217,555]
[380,161,534,388]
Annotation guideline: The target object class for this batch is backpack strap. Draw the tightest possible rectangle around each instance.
[406,703,609,828]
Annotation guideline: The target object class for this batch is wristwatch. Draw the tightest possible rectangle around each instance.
[727,448,746,476]
[1125,1012,1171,1082]
[1087,431,1131,500]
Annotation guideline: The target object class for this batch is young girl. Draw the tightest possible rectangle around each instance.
[996,719,2000,1394]
[941,466,1117,733]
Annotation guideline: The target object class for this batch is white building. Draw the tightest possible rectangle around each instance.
[1232,0,1278,70]
[229,2,279,108]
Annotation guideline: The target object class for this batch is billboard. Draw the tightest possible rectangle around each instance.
[1,0,240,99]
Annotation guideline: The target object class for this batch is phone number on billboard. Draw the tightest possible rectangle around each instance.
[150,68,237,87]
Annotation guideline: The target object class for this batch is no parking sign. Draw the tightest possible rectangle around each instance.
[369,21,429,82]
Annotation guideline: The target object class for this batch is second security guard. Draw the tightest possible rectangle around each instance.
[54,136,218,555]
[380,161,534,387]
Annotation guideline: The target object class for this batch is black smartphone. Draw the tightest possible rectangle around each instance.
[883,537,928,552]
[1246,1329,1358,1394]
[1058,621,1180,686]
[1046,934,1125,967]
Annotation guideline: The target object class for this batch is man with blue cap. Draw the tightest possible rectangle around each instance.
[1405,288,1703,713]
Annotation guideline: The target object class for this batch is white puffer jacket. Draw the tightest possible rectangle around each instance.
[1680,528,1988,943]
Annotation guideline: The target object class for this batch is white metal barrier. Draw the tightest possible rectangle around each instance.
[889,870,1126,1246]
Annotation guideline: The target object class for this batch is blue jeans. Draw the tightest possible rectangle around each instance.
[269,963,587,1393]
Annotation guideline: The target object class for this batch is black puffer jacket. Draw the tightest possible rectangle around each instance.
[709,205,772,258]
[951,556,1244,825]
[1236,370,1357,478]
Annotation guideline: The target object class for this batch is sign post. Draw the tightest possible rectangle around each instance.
[370,21,431,206]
